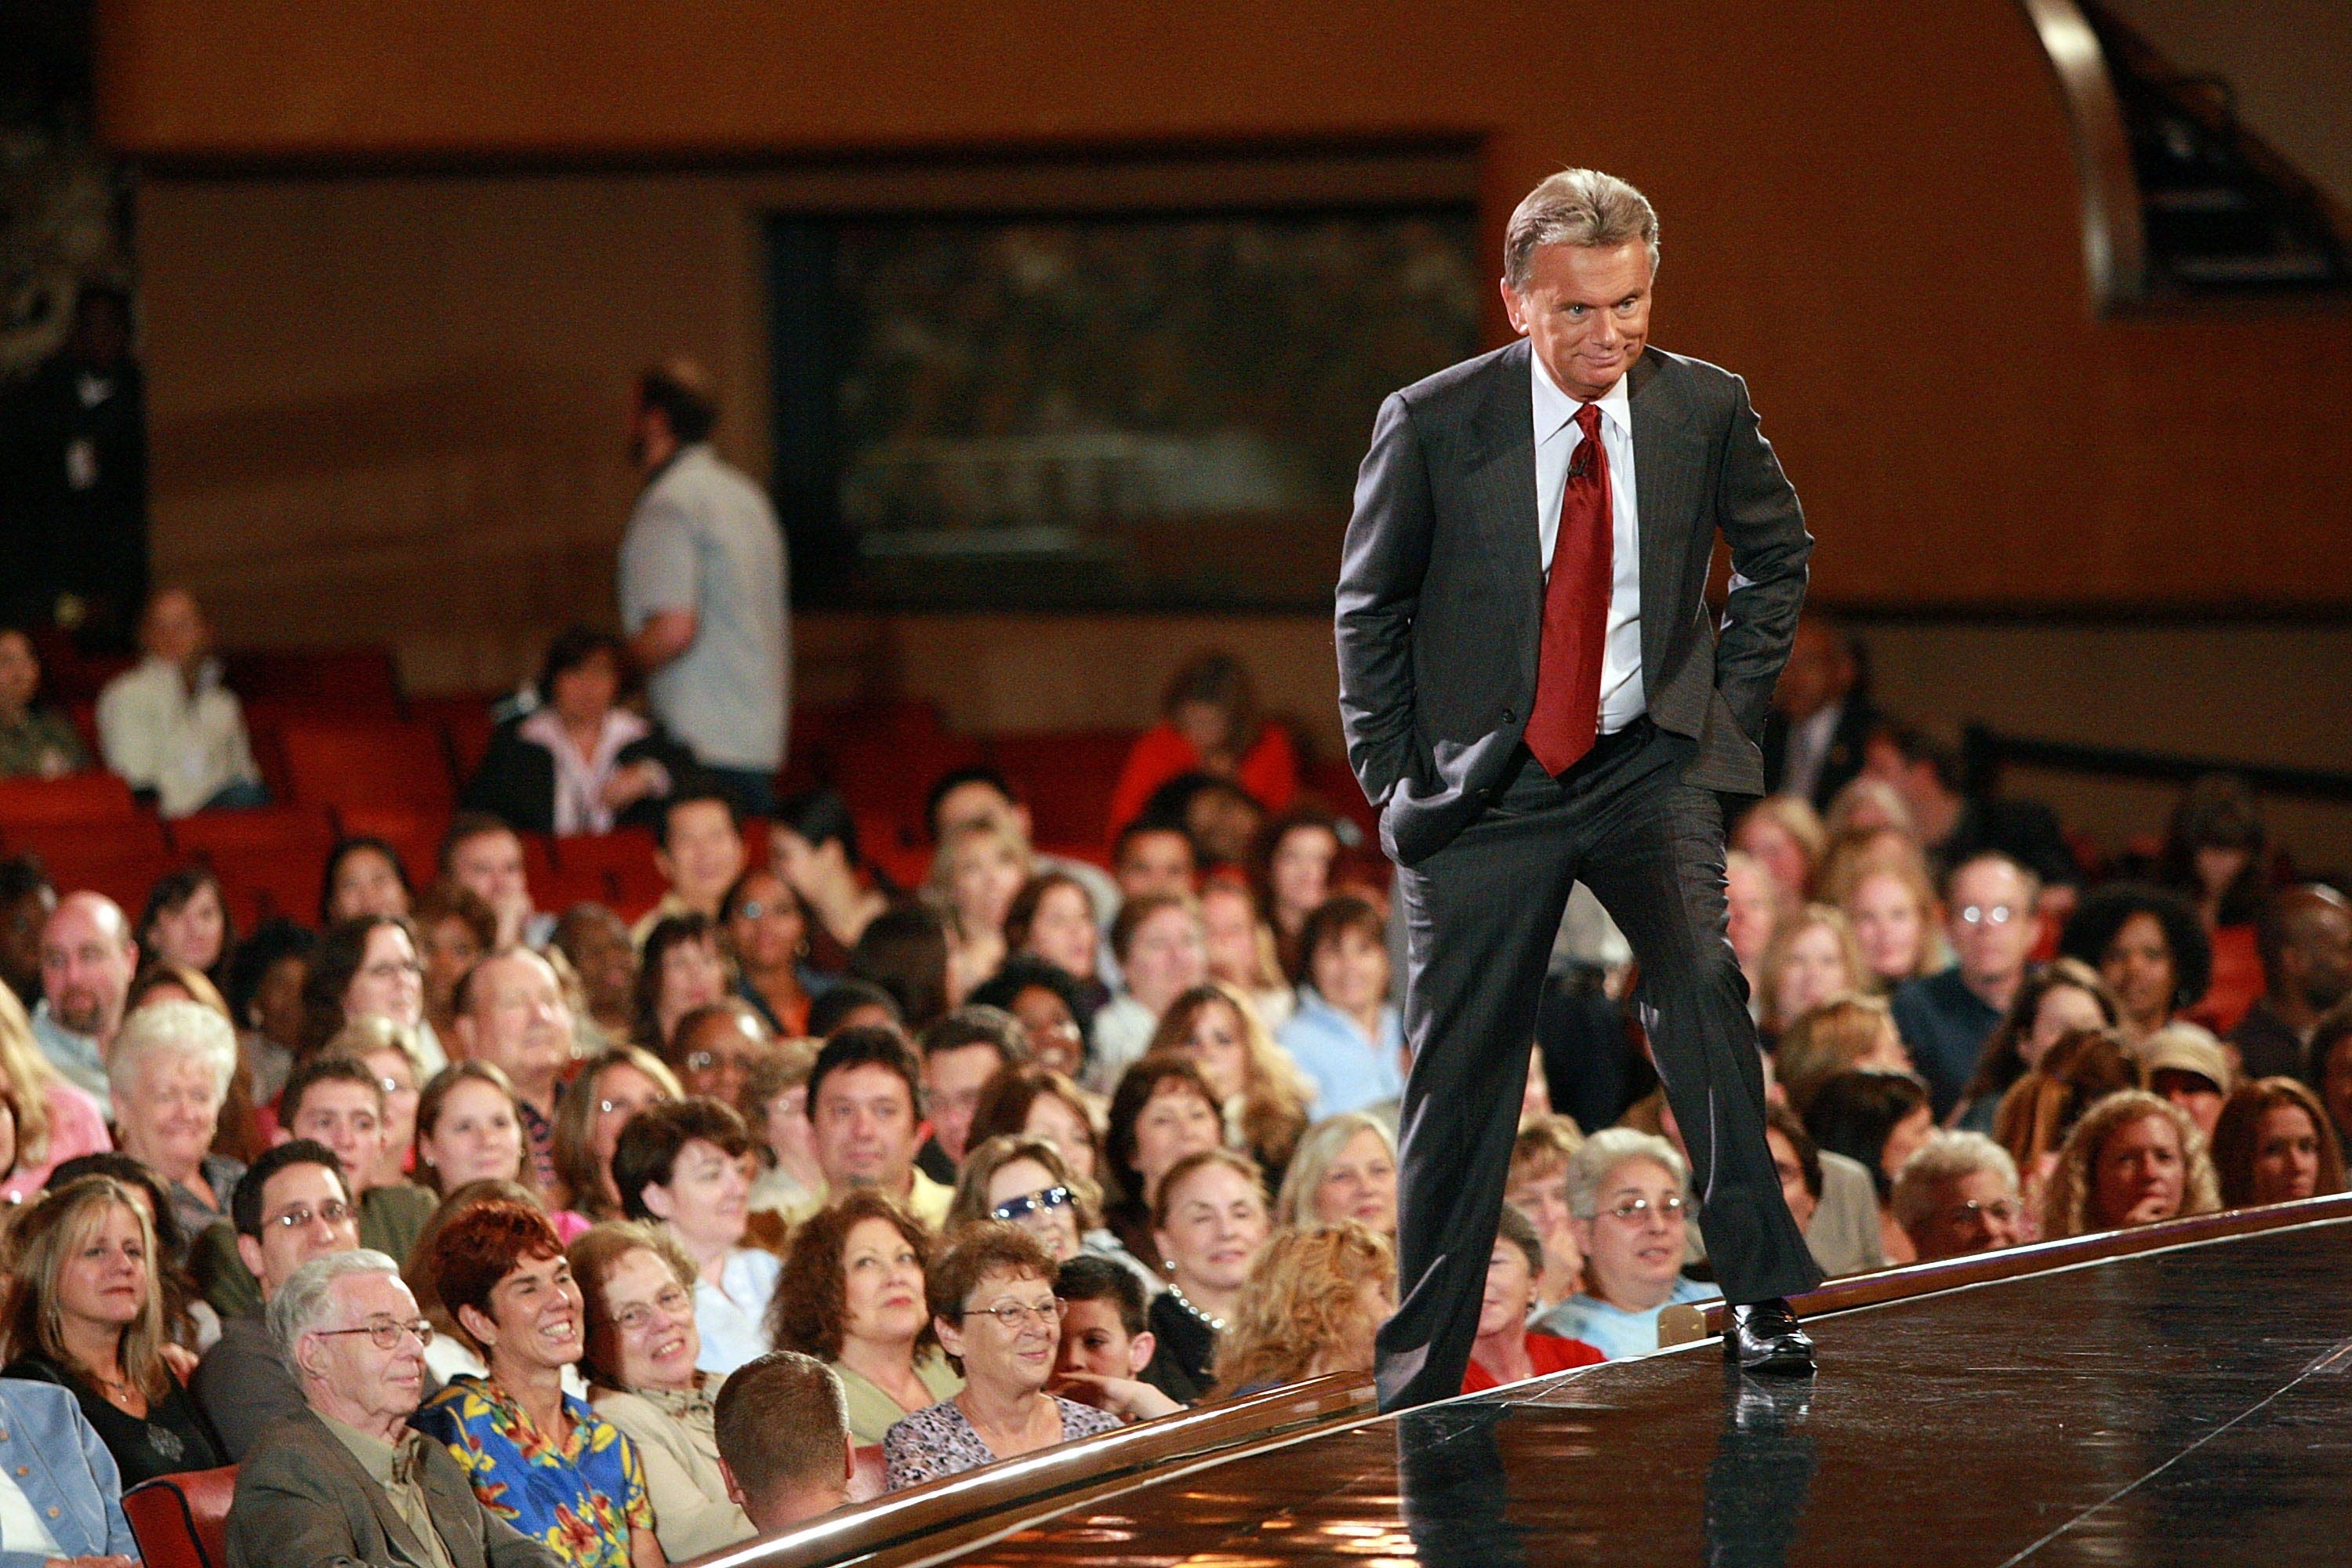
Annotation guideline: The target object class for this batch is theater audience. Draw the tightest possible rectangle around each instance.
[1464,1205,1602,1393]
[554,904,639,1047]
[1273,1112,1397,1239]
[2233,885,2352,1080]
[2138,1022,2234,1139]
[1004,873,1106,1010]
[1210,1222,1393,1398]
[1771,994,1912,1115]
[1828,852,1944,989]
[1893,853,2042,1118]
[1949,958,2118,1134]
[449,947,575,1189]
[2157,774,2267,1032]
[1102,1055,1224,1265]
[2,1174,226,1483]
[321,836,413,924]
[95,586,264,818]
[463,628,693,839]
[1758,904,1867,1039]
[794,1027,952,1230]
[31,891,137,1097]
[138,865,231,990]
[108,997,244,1241]
[771,789,893,973]
[2059,883,2212,1051]
[1804,1071,1934,1265]
[1991,1027,2140,1220]
[1505,1116,1586,1315]
[1733,797,1827,906]
[1111,823,1199,906]
[742,1036,822,1219]
[968,1063,1105,1189]
[1107,653,1298,845]
[1534,1129,1717,1359]
[411,1200,661,1568]
[1151,982,1309,1183]
[232,1248,561,1568]
[721,866,814,1037]
[568,1223,756,1559]
[711,1350,856,1530]
[1091,895,1210,1091]
[1251,808,1342,982]
[966,956,1091,1081]
[1143,1149,1269,1403]
[1890,1131,2030,1259]
[920,1007,1028,1170]
[0,980,112,1201]
[632,914,730,1055]
[2042,1089,2219,1238]
[412,881,497,1042]
[190,1138,362,1457]
[633,791,745,946]
[612,1098,777,1377]
[768,1190,961,1446]
[1049,1255,1182,1421]
[927,821,1030,1006]
[1197,874,1293,1029]
[549,1045,680,1220]
[2209,1077,2344,1209]
[0,1377,138,1565]
[1824,779,1916,843]
[0,627,89,779]
[1764,1105,1884,1278]
[847,906,952,1033]
[884,1224,1123,1489]
[1276,894,1403,1120]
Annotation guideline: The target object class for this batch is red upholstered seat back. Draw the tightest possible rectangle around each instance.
[122,1465,239,1568]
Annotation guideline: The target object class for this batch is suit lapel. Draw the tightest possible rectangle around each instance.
[301,1414,444,1568]
[1466,339,1544,614]
[1629,351,1702,679]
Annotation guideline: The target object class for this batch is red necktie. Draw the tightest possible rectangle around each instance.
[1525,402,1613,776]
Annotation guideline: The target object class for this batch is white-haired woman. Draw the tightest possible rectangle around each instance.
[1533,1128,1718,1359]
[108,998,245,1243]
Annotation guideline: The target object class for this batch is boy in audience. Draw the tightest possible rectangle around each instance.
[712,1351,856,1528]
[633,788,746,946]
[1051,1254,1182,1421]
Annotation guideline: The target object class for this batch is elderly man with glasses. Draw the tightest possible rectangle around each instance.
[228,1250,561,1568]
[1534,1128,1719,1359]
[1891,1131,2032,1261]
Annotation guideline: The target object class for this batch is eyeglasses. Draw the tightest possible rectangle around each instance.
[314,1316,434,1351]
[614,1284,694,1335]
[685,1051,746,1073]
[598,1097,659,1117]
[1602,1194,1687,1225]
[265,1199,356,1232]
[360,960,425,981]
[377,1076,412,1099]
[1958,904,2020,927]
[1944,1199,2023,1226]
[989,1186,1073,1224]
[960,1298,1066,1331]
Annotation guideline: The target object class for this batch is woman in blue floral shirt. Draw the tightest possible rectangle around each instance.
[411,1198,664,1568]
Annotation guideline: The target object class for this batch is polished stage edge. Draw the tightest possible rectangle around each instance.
[907,1214,2352,1566]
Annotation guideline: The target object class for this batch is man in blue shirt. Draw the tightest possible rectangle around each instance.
[1893,852,2041,1118]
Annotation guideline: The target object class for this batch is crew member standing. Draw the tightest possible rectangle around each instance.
[1337,169,1823,1410]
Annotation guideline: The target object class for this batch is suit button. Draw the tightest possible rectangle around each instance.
[1502,707,1516,724]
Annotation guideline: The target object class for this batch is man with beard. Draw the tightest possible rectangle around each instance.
[32,890,138,1095]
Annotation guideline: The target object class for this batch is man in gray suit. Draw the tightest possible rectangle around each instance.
[227,1251,559,1568]
[1338,169,1824,1409]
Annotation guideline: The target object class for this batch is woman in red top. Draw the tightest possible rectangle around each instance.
[1107,653,1298,845]
[1464,1203,1603,1394]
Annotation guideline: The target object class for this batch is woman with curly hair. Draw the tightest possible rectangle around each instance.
[2208,1077,2346,1209]
[764,1189,960,1446]
[1208,1221,1394,1398]
[1948,958,2118,1134]
[2059,884,2212,1050]
[1991,1027,2140,1223]
[2041,1089,2220,1239]
[1149,982,1309,1184]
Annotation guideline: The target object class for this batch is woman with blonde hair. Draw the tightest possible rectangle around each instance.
[926,819,1033,1007]
[1505,1116,1587,1314]
[1,1175,224,1483]
[1732,797,1827,906]
[1209,1221,1394,1398]
[0,982,112,1201]
[1150,982,1310,1183]
[2041,1088,2220,1238]
[2209,1077,2346,1209]
[1823,776,1916,840]
[1772,994,1913,1114]
[1758,906,1869,1038]
[551,1046,684,1219]
[1272,1112,1398,1239]
[1821,842,1946,990]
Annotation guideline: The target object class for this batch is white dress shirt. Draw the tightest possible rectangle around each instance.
[1531,351,1645,733]
[94,655,263,818]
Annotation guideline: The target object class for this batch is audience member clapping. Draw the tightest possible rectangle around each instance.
[108,997,243,1241]
[410,1200,661,1568]
[1948,957,2118,1134]
[1890,1130,2031,1259]
[568,1222,756,1559]
[1273,1112,1397,1240]
[2136,1022,2234,1139]
[550,1045,681,1220]
[1805,1071,1935,1265]
[770,789,893,974]
[966,956,1091,1081]
[742,1036,822,1219]
[1504,1116,1585,1315]
[1197,874,1293,1029]
[1894,852,2042,1119]
[1102,1054,1224,1265]
[2059,884,2212,1051]
[1049,1255,1181,1422]
[31,891,138,1098]
[1143,1149,1269,1403]
[451,947,576,1187]
[0,626,89,779]
[321,837,413,925]
[712,1350,856,1529]
[767,1190,960,1446]
[1465,1204,1602,1393]
[722,866,814,1037]
[1210,1221,1393,1398]
[1772,994,1911,1115]
[1151,981,1309,1181]
[927,821,1030,1006]
[1534,1129,1717,1359]
[1091,894,1210,1091]
[2,1174,227,1483]
[612,1098,776,1377]
[1733,797,1826,906]
[2042,1089,2219,1238]
[633,914,730,1056]
[1276,894,1403,1120]
[95,586,263,818]
[968,1063,1104,1186]
[0,978,112,1201]
[1758,905,1867,1040]
[2209,1077,2345,1209]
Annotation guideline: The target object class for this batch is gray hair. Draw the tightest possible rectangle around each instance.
[1274,1111,1397,1229]
[267,1248,405,1361]
[1889,1131,2020,1229]
[1504,169,1661,289]
[1565,1127,1689,1219]
[109,999,238,1104]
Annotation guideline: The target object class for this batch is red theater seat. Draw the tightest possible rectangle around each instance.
[408,694,499,783]
[223,648,401,716]
[550,830,666,921]
[988,728,1136,848]
[0,771,143,827]
[280,721,455,813]
[172,806,339,926]
[122,1465,238,1568]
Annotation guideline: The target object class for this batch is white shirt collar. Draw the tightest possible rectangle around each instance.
[1530,343,1634,443]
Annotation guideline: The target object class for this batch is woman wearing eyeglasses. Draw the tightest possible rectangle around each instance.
[883,1224,1123,1490]
[569,1222,757,1561]
[1533,1129,1719,1360]
[948,1135,1160,1297]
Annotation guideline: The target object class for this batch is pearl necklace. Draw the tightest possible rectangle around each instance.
[1164,1281,1227,1334]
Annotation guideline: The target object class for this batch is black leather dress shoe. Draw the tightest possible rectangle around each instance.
[1723,1298,1817,1376]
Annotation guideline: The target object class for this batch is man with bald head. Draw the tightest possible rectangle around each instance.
[2234,884,2352,1080]
[95,585,265,818]
[450,947,575,1189]
[33,890,138,1094]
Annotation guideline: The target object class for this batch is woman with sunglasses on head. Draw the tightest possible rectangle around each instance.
[949,1135,1159,1298]
[1533,1129,1719,1360]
